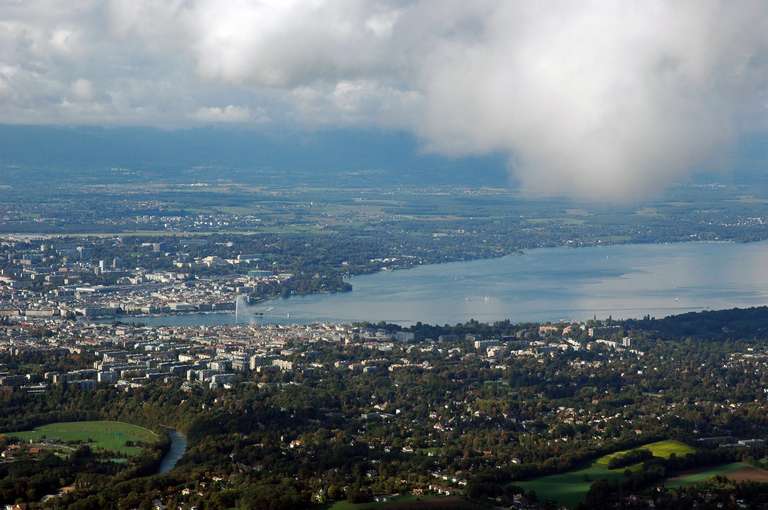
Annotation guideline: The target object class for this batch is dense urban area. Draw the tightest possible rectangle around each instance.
[5,288,768,509]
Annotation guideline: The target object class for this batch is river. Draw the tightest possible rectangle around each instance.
[120,241,768,327]
[157,429,187,474]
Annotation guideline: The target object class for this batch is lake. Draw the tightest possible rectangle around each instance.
[124,241,768,327]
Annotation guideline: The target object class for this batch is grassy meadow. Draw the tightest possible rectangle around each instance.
[513,440,695,508]
[6,420,159,457]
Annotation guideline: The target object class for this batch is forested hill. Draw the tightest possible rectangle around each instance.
[627,306,768,340]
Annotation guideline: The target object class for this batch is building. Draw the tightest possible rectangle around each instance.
[0,375,27,387]
[473,339,500,351]
[97,371,117,384]
[272,359,293,371]
[394,331,415,342]
[209,373,236,386]
[247,269,274,278]
[208,360,231,371]
[588,325,623,338]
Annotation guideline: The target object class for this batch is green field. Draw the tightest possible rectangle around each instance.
[6,420,159,457]
[666,462,748,488]
[514,440,695,508]
[597,439,695,466]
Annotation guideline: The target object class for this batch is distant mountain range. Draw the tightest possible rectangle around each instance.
[1,124,766,189]
[0,124,509,188]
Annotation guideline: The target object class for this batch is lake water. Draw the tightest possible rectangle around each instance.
[125,241,768,327]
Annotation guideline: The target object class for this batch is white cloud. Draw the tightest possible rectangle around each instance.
[411,2,768,198]
[70,78,93,101]
[1,0,768,199]
[192,105,261,123]
[49,28,80,55]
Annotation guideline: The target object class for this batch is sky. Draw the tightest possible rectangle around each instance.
[2,0,768,199]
